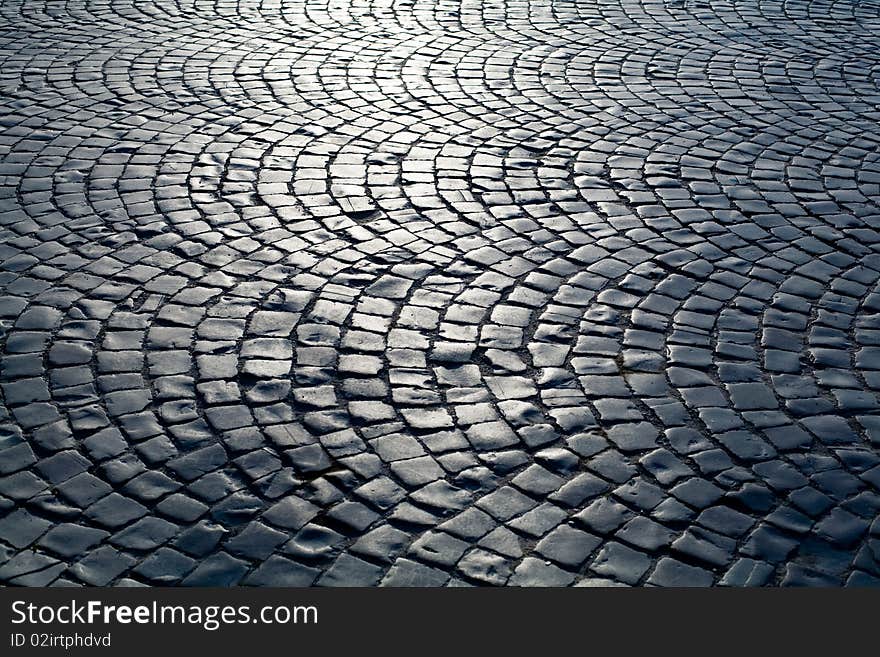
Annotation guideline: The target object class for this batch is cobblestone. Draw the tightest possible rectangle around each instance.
[1,0,880,587]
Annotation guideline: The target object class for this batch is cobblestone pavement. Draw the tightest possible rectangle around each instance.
[1,1,880,587]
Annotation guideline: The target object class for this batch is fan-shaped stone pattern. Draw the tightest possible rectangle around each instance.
[1,0,880,588]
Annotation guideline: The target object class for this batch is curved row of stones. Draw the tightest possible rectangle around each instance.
[1,0,879,586]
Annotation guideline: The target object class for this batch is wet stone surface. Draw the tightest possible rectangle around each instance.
[2,0,880,587]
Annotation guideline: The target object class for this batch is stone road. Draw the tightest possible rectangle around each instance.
[1,0,880,587]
